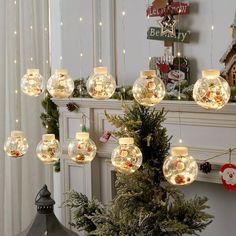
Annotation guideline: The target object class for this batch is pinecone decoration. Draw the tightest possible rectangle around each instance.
[66,102,79,112]
[199,162,212,174]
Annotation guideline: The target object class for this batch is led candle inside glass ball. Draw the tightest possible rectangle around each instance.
[4,131,29,158]
[86,67,116,100]
[193,69,230,110]
[132,70,166,107]
[21,69,45,96]
[111,137,143,174]
[36,134,61,164]
[163,147,198,185]
[68,132,97,164]
[47,69,74,98]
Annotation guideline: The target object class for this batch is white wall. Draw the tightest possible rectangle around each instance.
[51,1,236,235]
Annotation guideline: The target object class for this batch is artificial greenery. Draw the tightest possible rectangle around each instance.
[40,93,60,172]
[64,102,213,235]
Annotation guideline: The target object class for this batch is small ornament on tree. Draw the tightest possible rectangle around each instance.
[220,163,236,191]
[159,15,177,36]
[200,161,212,174]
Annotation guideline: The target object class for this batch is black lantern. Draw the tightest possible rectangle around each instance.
[18,185,78,236]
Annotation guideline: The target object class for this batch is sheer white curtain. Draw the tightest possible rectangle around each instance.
[0,0,52,235]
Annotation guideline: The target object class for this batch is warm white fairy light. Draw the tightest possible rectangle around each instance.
[177,52,181,57]
[14,59,17,64]
[14,31,17,35]
[99,59,102,63]
[16,119,19,123]
[179,139,183,144]
[211,25,214,30]
[60,21,63,26]
[14,1,16,4]
[79,17,83,22]
[99,21,102,26]
[30,25,33,30]
[44,27,47,31]
[80,53,83,57]
[122,11,126,16]
[30,57,33,61]
[122,49,126,54]
[15,90,18,94]
[46,60,49,64]
[60,56,63,60]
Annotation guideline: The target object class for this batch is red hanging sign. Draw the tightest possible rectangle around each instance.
[147,1,190,17]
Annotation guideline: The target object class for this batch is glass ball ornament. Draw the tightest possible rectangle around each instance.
[111,137,143,174]
[193,69,231,110]
[163,147,198,185]
[132,70,166,107]
[36,134,61,164]
[47,69,74,98]
[86,67,116,100]
[4,131,29,158]
[68,132,97,164]
[21,69,45,96]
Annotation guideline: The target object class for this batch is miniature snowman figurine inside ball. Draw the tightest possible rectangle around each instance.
[132,70,166,107]
[163,147,198,185]
[193,69,230,110]
[21,69,45,96]
[4,131,29,158]
[36,134,61,164]
[47,69,74,99]
[86,67,116,100]
[111,137,143,174]
[68,132,97,164]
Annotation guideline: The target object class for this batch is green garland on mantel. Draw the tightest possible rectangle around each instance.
[40,78,236,172]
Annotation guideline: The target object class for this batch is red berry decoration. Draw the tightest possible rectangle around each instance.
[199,162,212,174]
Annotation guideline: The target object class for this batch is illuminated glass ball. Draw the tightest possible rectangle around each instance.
[21,69,45,96]
[36,134,61,164]
[132,70,166,107]
[111,137,143,174]
[4,131,29,158]
[193,69,231,110]
[47,69,74,98]
[68,132,97,164]
[86,67,116,100]
[163,147,198,185]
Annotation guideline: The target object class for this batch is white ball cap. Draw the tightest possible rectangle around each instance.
[27,69,39,75]
[171,147,188,157]
[94,67,108,75]
[76,132,89,140]
[11,130,24,137]
[119,137,134,145]
[140,70,156,77]
[42,134,55,141]
[202,69,220,79]
[55,69,68,75]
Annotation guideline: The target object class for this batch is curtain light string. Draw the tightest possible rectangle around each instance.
[59,0,63,67]
[210,0,214,68]
[98,0,103,65]
[121,0,126,101]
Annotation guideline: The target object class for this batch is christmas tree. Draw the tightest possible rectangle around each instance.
[64,102,213,235]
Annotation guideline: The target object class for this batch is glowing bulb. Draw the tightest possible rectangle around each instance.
[44,27,47,31]
[14,31,17,35]
[177,52,181,57]
[149,56,152,61]
[80,53,83,57]
[99,59,102,63]
[30,25,33,30]
[30,57,33,61]
[211,25,214,30]
[15,90,18,94]
[122,49,126,54]
[14,60,17,64]
[179,139,183,144]
[79,17,83,22]
[163,147,198,185]
[99,22,102,26]
[16,119,19,123]
[122,11,126,16]
[60,56,63,60]
[60,22,63,26]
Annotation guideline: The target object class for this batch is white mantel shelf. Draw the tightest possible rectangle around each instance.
[54,98,236,228]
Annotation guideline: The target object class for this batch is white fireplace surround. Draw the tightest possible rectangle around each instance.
[53,98,236,233]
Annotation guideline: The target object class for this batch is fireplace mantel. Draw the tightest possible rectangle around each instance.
[53,98,236,228]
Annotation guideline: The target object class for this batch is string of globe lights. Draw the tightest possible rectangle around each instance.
[4,0,29,158]
[192,0,231,110]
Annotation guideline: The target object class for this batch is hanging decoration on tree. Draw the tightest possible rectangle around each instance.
[47,69,75,99]
[132,70,166,106]
[193,69,231,110]
[4,131,29,158]
[220,163,236,191]
[21,69,45,96]
[111,137,143,174]
[86,67,116,100]
[36,134,62,164]
[163,146,198,185]
[159,15,177,36]
[68,132,97,164]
